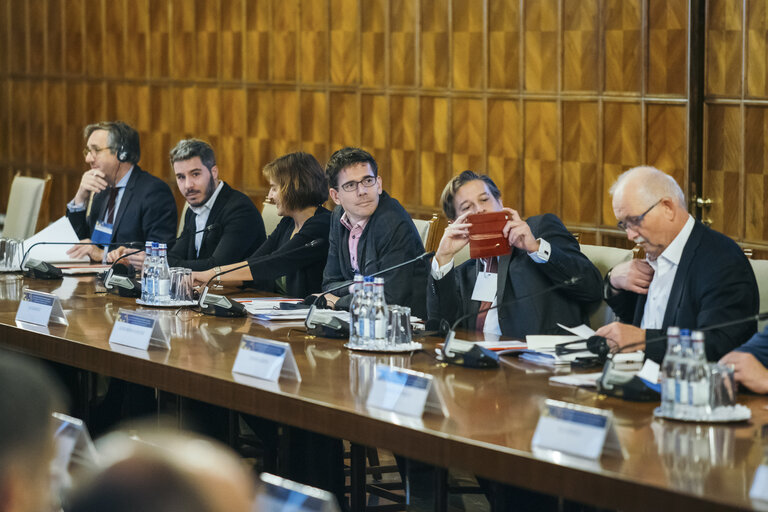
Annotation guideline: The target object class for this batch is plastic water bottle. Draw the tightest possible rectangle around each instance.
[687,331,710,416]
[156,243,171,304]
[146,242,159,303]
[371,277,388,346]
[674,329,693,416]
[660,326,681,415]
[349,274,365,344]
[358,277,375,346]
[140,241,152,303]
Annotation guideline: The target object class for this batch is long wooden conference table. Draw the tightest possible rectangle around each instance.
[1,273,768,511]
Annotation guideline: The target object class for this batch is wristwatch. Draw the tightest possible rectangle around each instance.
[603,269,620,300]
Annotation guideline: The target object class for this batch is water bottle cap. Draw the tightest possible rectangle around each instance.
[364,276,374,282]
[373,277,384,284]
[354,274,364,282]
[691,330,705,341]
[151,242,159,248]
[679,328,691,336]
[666,326,680,336]
[159,243,167,249]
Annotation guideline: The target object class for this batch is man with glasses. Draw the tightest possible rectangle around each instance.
[596,165,758,362]
[322,146,428,319]
[66,121,177,262]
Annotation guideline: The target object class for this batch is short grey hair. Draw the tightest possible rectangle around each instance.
[169,139,216,171]
[609,166,686,209]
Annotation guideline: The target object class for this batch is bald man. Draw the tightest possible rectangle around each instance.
[596,166,758,362]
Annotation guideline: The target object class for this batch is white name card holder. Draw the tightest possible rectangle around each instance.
[109,309,170,351]
[750,456,768,503]
[532,399,623,460]
[15,289,68,326]
[366,365,448,418]
[231,335,301,383]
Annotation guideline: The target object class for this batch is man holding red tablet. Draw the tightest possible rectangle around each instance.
[427,170,603,337]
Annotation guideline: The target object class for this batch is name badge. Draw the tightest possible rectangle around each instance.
[366,365,448,418]
[532,399,623,460]
[751,465,768,502]
[91,220,114,245]
[471,271,497,302]
[109,309,169,350]
[232,335,301,383]
[15,289,68,326]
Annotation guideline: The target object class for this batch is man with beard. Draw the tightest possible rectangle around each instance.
[596,165,758,362]
[66,121,177,262]
[109,139,265,271]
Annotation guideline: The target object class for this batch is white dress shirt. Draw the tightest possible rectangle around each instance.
[188,181,224,256]
[431,239,551,335]
[641,215,695,329]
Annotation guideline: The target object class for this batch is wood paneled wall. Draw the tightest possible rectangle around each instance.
[0,0,703,246]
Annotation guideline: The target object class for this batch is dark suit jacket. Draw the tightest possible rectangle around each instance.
[66,165,177,248]
[607,220,759,363]
[167,183,266,271]
[244,207,331,298]
[323,192,429,319]
[737,326,768,368]
[427,213,603,338]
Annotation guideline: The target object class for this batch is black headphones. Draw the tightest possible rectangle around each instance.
[116,144,129,162]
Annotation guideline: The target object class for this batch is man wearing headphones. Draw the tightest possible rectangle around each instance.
[66,121,177,262]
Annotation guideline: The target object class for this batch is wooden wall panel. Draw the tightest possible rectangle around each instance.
[390,0,417,87]
[602,102,642,225]
[744,106,768,242]
[1,0,717,247]
[452,0,484,90]
[706,0,742,96]
[747,0,768,98]
[648,0,687,96]
[488,0,520,91]
[361,0,386,87]
[562,101,598,225]
[390,95,419,206]
[487,99,522,210]
[524,0,558,92]
[604,0,641,93]
[524,101,558,216]
[300,0,328,84]
[704,105,741,237]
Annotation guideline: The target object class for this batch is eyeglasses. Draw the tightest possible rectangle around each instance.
[338,175,377,193]
[617,200,661,231]
[82,146,112,158]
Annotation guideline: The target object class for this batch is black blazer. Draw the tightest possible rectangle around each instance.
[66,165,177,247]
[427,213,603,338]
[244,207,331,298]
[167,183,265,271]
[323,192,429,319]
[607,220,759,363]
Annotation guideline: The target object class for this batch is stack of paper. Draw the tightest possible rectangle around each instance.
[24,217,89,264]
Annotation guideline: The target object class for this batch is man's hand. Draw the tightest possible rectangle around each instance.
[107,246,146,269]
[192,269,216,286]
[502,208,539,253]
[66,239,104,262]
[608,260,654,295]
[435,211,472,267]
[74,169,109,204]
[719,351,768,394]
[595,321,647,352]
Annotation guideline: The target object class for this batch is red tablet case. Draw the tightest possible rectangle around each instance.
[467,211,510,259]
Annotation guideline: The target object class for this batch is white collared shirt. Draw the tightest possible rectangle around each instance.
[188,181,224,256]
[430,239,551,335]
[67,166,134,223]
[641,215,695,329]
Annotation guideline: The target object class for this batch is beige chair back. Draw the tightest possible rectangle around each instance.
[411,213,440,253]
[580,244,634,328]
[261,202,281,237]
[3,174,50,239]
[750,259,768,331]
[177,202,190,237]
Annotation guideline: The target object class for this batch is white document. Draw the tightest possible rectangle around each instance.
[24,216,89,263]
[525,334,581,351]
[556,323,596,339]
[549,372,603,388]
[750,465,768,502]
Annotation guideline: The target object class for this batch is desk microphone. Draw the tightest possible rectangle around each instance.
[304,251,435,338]
[439,276,583,369]
[103,224,219,297]
[199,239,325,317]
[20,241,144,280]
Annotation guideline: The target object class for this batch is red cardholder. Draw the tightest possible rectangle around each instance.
[467,211,510,259]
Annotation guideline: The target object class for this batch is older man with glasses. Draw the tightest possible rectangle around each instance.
[596,165,758,362]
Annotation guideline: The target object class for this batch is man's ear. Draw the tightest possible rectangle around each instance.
[329,187,342,205]
[210,165,219,181]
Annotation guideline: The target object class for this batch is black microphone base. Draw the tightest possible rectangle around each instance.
[442,345,499,369]
[201,303,247,318]
[23,263,63,280]
[106,286,141,299]
[306,322,349,339]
